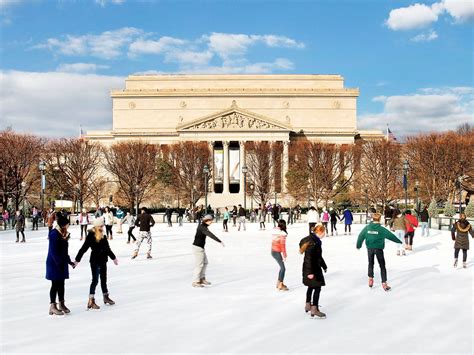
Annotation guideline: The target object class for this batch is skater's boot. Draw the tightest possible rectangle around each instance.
[15,239,19,243]
[103,293,115,305]
[463,262,467,268]
[146,252,152,259]
[310,305,326,318]
[200,278,212,286]
[49,303,64,316]
[368,277,374,288]
[402,250,406,256]
[305,302,311,313]
[397,250,400,256]
[382,282,391,291]
[453,259,458,268]
[276,280,280,289]
[87,296,100,310]
[277,281,289,291]
[131,251,138,259]
[21,239,25,243]
[192,281,204,288]
[57,301,70,314]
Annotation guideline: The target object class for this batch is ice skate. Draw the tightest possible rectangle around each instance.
[310,305,326,318]
[126,241,130,244]
[397,250,400,256]
[453,259,458,268]
[146,253,152,259]
[87,296,100,310]
[368,277,374,288]
[103,293,115,305]
[192,281,204,288]
[382,282,391,291]
[200,278,212,286]
[277,281,289,291]
[305,302,311,313]
[80,237,83,241]
[463,262,467,268]
[57,301,70,314]
[49,303,64,316]
[402,250,406,256]
[131,251,138,259]
[21,239,25,243]
[15,239,19,243]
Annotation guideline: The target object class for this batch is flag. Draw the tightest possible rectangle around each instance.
[386,126,397,142]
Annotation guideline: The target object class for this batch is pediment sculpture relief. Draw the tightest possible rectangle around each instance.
[188,112,282,130]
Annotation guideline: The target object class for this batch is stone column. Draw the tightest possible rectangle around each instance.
[239,141,246,194]
[223,141,229,194]
[282,141,289,193]
[208,141,214,193]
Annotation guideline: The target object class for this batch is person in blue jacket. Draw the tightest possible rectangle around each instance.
[46,212,75,316]
[341,207,354,235]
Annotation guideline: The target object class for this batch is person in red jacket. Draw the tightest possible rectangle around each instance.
[271,219,288,291]
[404,210,419,251]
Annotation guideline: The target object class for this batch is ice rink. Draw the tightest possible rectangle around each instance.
[0,220,472,354]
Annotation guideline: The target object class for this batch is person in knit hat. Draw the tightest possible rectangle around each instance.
[74,217,118,310]
[46,212,75,316]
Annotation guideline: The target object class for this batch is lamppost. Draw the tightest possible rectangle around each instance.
[38,161,46,225]
[241,165,248,212]
[414,180,420,212]
[274,191,278,205]
[457,176,463,213]
[135,184,139,216]
[249,183,255,211]
[75,183,81,213]
[21,181,26,214]
[307,183,312,208]
[402,159,409,210]
[364,185,369,224]
[203,164,209,214]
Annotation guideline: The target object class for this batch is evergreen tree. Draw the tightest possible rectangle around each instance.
[428,197,439,218]
[465,199,474,218]
[444,200,456,217]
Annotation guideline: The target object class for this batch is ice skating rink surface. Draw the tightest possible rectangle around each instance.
[1,222,472,354]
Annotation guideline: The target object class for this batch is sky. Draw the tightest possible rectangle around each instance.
[0,0,473,138]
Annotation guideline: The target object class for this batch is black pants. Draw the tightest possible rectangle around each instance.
[50,280,65,303]
[330,221,337,234]
[32,217,38,230]
[89,263,108,295]
[455,248,467,262]
[405,231,414,246]
[309,223,316,235]
[128,226,136,242]
[345,224,351,233]
[232,216,237,226]
[306,286,321,305]
[80,225,88,238]
[223,219,228,231]
[260,221,265,229]
[367,248,387,283]
[16,230,25,241]
[105,225,113,238]
[322,222,328,234]
[167,217,172,227]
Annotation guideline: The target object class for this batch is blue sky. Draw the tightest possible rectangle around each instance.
[1,0,473,137]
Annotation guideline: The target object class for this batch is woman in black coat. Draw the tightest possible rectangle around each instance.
[300,224,327,318]
[74,218,118,310]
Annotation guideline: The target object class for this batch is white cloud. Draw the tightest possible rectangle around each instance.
[411,30,438,42]
[0,70,124,137]
[95,0,126,7]
[36,27,143,59]
[359,88,474,137]
[164,50,214,66]
[181,58,295,74]
[56,63,110,74]
[442,0,474,22]
[128,37,187,56]
[386,3,440,30]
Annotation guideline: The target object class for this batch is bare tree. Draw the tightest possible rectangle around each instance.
[88,176,108,209]
[104,141,158,211]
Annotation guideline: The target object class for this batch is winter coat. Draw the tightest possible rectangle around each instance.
[416,209,430,223]
[223,211,230,220]
[271,227,287,258]
[135,213,155,232]
[79,213,89,225]
[193,222,222,248]
[46,227,73,281]
[451,220,474,250]
[342,210,353,225]
[321,211,330,223]
[75,230,116,264]
[15,214,25,231]
[103,212,114,226]
[238,207,246,217]
[306,209,320,224]
[391,215,407,231]
[405,214,419,233]
[356,222,402,250]
[116,209,124,219]
[329,210,340,223]
[300,234,327,288]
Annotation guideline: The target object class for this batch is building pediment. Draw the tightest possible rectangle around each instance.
[176,101,293,132]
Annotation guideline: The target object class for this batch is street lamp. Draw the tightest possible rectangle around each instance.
[203,165,209,214]
[457,176,463,213]
[249,182,255,211]
[135,184,139,216]
[414,180,420,212]
[307,183,312,208]
[38,161,46,225]
[364,185,369,224]
[241,165,248,212]
[75,183,81,213]
[402,159,409,210]
[21,181,26,214]
[274,191,278,205]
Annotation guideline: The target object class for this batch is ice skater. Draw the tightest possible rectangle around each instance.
[14,210,25,243]
[123,212,136,243]
[299,224,327,318]
[451,213,474,268]
[192,214,225,288]
[341,207,353,235]
[238,204,246,231]
[46,212,75,316]
[258,204,266,230]
[306,206,320,235]
[390,209,407,256]
[356,213,402,291]
[103,207,114,240]
[321,208,329,234]
[74,218,118,310]
[271,219,289,291]
[223,207,229,232]
[79,208,89,241]
[404,210,418,251]
[132,207,155,259]
[329,208,340,236]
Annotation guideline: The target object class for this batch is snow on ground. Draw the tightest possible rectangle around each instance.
[0,221,472,354]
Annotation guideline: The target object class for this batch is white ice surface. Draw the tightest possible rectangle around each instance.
[0,221,472,354]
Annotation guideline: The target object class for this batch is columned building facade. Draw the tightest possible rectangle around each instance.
[87,74,382,207]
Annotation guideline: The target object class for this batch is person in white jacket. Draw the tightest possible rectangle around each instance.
[306,206,320,235]
[103,207,115,240]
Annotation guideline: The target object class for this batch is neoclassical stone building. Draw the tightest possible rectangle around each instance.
[87,74,382,206]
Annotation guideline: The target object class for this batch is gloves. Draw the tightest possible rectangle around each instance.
[113,259,119,265]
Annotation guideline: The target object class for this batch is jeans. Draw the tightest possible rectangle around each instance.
[344,224,352,233]
[192,245,208,282]
[322,222,328,234]
[260,221,266,229]
[421,222,429,236]
[127,226,136,242]
[394,230,405,251]
[271,251,286,282]
[455,248,467,262]
[367,248,387,283]
[80,225,88,238]
[223,219,228,231]
[238,216,246,231]
[16,229,25,241]
[330,221,337,235]
[50,280,65,303]
[178,216,183,226]
[32,217,38,230]
[105,225,113,238]
[89,263,108,295]
[167,216,172,227]
[306,286,321,305]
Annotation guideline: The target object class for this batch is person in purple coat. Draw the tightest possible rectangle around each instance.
[46,212,75,316]
[341,207,354,235]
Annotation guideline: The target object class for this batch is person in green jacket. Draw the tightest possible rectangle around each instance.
[356,213,402,291]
